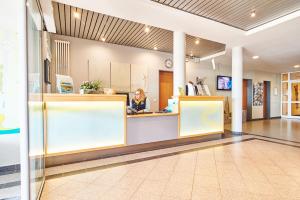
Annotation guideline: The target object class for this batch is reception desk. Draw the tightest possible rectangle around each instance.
[44,94,127,155]
[44,94,224,165]
[178,96,224,137]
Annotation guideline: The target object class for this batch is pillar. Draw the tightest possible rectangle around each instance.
[173,31,186,96]
[231,46,243,133]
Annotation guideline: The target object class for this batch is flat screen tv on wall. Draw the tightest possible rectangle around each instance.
[217,75,232,91]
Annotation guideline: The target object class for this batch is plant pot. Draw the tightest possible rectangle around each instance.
[80,89,96,94]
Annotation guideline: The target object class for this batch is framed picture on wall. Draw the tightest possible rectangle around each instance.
[44,59,51,84]
[253,82,263,106]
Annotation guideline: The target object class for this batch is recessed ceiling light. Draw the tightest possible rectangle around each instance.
[250,10,256,18]
[145,26,150,33]
[252,55,259,59]
[73,11,81,19]
[153,47,158,50]
[294,65,300,68]
[101,37,106,42]
[195,40,200,45]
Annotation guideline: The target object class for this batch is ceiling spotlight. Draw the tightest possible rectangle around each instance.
[73,11,81,19]
[195,40,200,45]
[294,65,300,68]
[101,37,106,42]
[153,47,158,50]
[252,55,259,59]
[144,26,150,33]
[250,10,256,18]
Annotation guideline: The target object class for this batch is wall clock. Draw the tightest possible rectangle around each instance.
[164,58,173,69]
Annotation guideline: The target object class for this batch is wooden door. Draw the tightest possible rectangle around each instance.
[243,79,248,110]
[159,71,173,110]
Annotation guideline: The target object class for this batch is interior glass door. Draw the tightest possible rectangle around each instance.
[27,0,45,199]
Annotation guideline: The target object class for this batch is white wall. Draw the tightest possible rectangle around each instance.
[51,34,172,111]
[51,34,281,117]
[0,1,21,167]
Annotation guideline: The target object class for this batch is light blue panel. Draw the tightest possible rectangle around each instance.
[28,102,44,156]
[47,101,125,154]
[180,101,223,137]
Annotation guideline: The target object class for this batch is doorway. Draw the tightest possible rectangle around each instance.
[263,81,271,119]
[243,79,252,121]
[159,71,173,110]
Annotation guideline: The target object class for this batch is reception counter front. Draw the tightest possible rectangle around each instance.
[44,94,224,165]
[44,94,127,155]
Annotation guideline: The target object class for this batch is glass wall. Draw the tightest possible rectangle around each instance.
[27,0,45,199]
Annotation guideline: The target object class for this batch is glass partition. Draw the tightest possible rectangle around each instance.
[281,72,300,118]
[27,0,45,199]
[291,82,300,117]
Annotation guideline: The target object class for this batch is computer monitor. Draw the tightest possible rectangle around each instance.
[116,92,130,106]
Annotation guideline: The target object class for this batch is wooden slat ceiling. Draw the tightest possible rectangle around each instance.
[151,0,300,30]
[52,2,225,58]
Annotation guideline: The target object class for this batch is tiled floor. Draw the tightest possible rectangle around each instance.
[41,139,300,200]
[0,173,20,200]
[225,118,300,142]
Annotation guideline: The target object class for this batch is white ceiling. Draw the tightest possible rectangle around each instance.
[52,0,300,73]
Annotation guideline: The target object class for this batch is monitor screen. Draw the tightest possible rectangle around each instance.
[217,76,232,90]
[116,92,130,106]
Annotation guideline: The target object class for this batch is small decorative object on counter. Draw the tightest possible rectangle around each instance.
[80,80,102,94]
[178,86,185,96]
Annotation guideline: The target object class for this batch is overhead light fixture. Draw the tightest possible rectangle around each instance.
[211,58,216,70]
[250,10,256,18]
[153,47,158,50]
[26,1,30,7]
[101,37,106,42]
[294,65,300,68]
[252,55,259,59]
[195,40,200,45]
[73,11,81,19]
[144,26,150,33]
[199,51,226,61]
[190,53,193,57]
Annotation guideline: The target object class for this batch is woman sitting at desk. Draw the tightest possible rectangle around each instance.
[130,88,150,113]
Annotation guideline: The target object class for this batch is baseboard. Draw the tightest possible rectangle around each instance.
[46,133,232,167]
[249,116,281,121]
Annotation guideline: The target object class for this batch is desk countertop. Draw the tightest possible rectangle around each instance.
[127,112,178,118]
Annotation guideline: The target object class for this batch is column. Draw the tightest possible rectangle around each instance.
[231,46,243,133]
[173,31,186,96]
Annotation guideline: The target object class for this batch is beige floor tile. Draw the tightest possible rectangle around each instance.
[168,172,194,185]
[131,190,161,200]
[146,169,172,181]
[193,175,219,189]
[162,181,193,200]
[136,179,167,196]
[113,175,144,189]
[48,181,88,198]
[245,181,276,195]
[192,187,222,200]
[265,174,298,187]
[220,189,253,200]
[99,186,135,200]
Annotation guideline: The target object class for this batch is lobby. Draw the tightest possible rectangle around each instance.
[1,0,300,199]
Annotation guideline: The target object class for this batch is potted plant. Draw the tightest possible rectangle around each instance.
[80,80,102,94]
